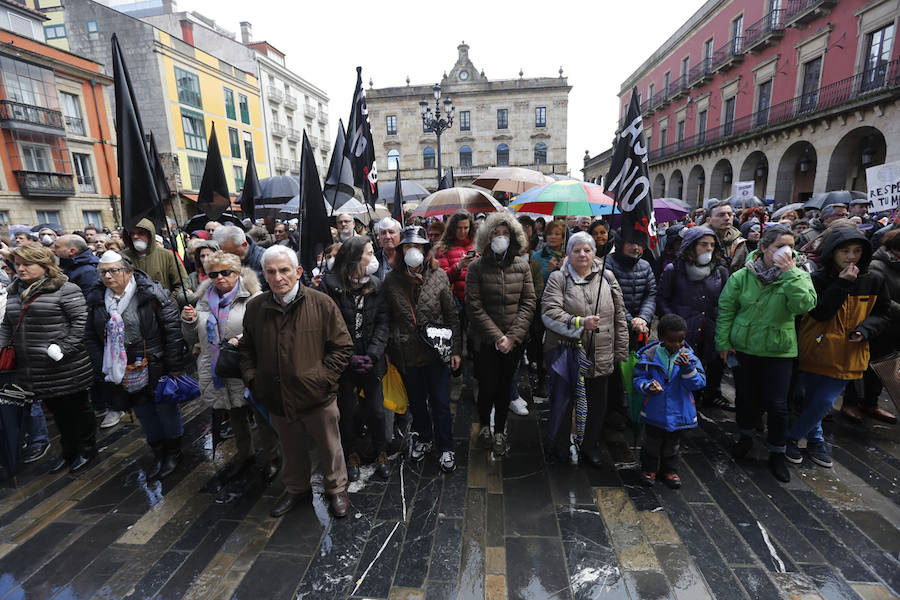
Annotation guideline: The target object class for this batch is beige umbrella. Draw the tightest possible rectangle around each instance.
[473,166,549,195]
[410,187,504,217]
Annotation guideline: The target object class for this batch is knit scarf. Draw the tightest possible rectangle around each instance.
[684,262,713,282]
[748,256,783,286]
[206,281,241,388]
[102,278,137,384]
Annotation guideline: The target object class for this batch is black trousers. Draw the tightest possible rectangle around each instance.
[337,370,387,456]
[476,342,524,433]
[44,390,96,459]
[734,352,793,452]
[641,424,682,473]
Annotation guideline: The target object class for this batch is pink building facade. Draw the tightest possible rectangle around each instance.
[607,0,900,207]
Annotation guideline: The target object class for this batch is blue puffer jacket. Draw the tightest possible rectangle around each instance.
[62,248,99,297]
[242,238,267,290]
[606,252,656,323]
[633,341,705,431]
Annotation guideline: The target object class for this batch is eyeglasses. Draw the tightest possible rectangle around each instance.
[207,269,234,279]
[98,268,126,276]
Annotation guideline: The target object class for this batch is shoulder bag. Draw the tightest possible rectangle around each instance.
[0,296,39,371]
[406,296,453,365]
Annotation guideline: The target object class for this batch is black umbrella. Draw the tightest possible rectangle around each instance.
[0,385,34,485]
[183,212,245,233]
[377,179,430,203]
[255,175,301,218]
[803,190,867,211]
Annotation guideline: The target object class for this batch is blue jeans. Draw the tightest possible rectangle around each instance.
[788,371,847,444]
[132,402,183,444]
[402,363,453,452]
[25,402,49,446]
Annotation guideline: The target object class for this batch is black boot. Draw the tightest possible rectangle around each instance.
[158,437,182,479]
[769,452,790,483]
[147,442,165,479]
[732,434,753,459]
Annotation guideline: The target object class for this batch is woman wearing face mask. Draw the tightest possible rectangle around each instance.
[383,226,461,472]
[657,227,730,410]
[466,213,536,457]
[319,237,392,480]
[716,226,816,483]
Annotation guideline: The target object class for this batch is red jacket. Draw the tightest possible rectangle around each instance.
[436,239,474,302]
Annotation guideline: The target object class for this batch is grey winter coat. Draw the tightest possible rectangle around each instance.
[384,265,460,370]
[0,275,94,397]
[605,251,656,324]
[542,258,629,377]
[465,211,536,348]
[182,269,261,410]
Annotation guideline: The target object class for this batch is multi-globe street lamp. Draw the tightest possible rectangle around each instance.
[419,83,454,188]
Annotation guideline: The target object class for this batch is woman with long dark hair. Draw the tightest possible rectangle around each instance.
[319,236,392,480]
[435,210,476,306]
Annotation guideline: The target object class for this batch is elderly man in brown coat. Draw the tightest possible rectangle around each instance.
[239,245,354,518]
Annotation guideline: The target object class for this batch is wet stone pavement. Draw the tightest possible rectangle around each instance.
[0,372,898,600]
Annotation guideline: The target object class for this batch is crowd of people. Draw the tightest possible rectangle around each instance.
[0,196,897,516]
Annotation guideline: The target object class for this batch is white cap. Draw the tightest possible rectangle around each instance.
[99,250,123,264]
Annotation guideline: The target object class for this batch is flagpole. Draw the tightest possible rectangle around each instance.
[161,155,188,300]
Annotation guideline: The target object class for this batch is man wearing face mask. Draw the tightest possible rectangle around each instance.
[657,227,731,410]
[51,235,99,297]
[35,226,60,248]
[123,218,188,300]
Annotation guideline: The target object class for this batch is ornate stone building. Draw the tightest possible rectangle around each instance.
[366,43,571,191]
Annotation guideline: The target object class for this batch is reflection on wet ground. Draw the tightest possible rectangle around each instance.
[0,375,898,599]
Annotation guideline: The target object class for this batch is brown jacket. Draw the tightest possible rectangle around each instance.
[239,284,353,421]
[541,258,629,377]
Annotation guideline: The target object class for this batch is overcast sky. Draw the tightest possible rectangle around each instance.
[179,0,703,180]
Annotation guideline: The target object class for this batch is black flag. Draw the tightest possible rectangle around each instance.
[324,119,355,212]
[147,131,170,230]
[438,166,454,190]
[112,34,160,230]
[197,123,231,220]
[391,167,403,225]
[239,146,261,220]
[605,87,658,252]
[346,67,378,206]
[299,131,333,274]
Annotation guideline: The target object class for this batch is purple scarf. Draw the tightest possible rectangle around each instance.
[206,281,241,388]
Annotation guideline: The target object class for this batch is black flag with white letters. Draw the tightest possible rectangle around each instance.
[346,67,378,207]
[605,88,657,253]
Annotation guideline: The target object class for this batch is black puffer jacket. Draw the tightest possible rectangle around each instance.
[84,270,186,388]
[319,272,390,376]
[605,252,657,324]
[0,275,94,398]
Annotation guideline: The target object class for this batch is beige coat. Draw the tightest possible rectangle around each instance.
[542,257,629,377]
[182,269,261,410]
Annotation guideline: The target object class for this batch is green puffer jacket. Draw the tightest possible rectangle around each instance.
[715,250,817,358]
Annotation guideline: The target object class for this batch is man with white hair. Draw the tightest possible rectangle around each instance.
[374,217,402,281]
[213,224,266,287]
[239,245,354,518]
[334,213,358,243]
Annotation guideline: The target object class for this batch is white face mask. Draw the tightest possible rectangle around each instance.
[365,257,379,276]
[696,251,713,266]
[325,257,335,271]
[40,234,53,246]
[491,235,510,254]
[133,239,148,253]
[404,248,424,268]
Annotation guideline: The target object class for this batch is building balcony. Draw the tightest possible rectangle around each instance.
[784,0,837,28]
[271,122,287,137]
[65,116,85,136]
[688,58,714,88]
[712,37,744,73]
[647,58,900,164]
[274,156,291,170]
[317,109,328,124]
[289,159,301,173]
[744,9,785,53]
[286,128,301,142]
[303,103,316,118]
[669,74,688,100]
[640,98,654,116]
[14,170,75,198]
[0,100,65,134]
[651,90,668,110]
[284,94,298,110]
[267,86,283,103]
[308,134,318,149]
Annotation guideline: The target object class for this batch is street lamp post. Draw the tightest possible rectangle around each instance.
[419,83,454,188]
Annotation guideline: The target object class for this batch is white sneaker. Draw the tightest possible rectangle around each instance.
[439,451,456,473]
[100,410,125,429]
[509,397,529,416]
[410,439,433,462]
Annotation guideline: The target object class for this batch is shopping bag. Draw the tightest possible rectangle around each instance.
[869,351,900,415]
[382,362,408,415]
[619,351,643,429]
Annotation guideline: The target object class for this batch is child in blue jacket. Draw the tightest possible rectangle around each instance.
[633,314,706,489]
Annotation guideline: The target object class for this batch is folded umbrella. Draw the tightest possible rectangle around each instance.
[154,374,201,405]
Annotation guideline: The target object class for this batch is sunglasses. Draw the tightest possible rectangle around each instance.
[207,269,234,279]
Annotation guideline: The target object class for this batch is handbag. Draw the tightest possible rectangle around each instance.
[869,351,900,415]
[0,297,39,371]
[214,341,243,379]
[406,297,453,365]
[122,341,149,393]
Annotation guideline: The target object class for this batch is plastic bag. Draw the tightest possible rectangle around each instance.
[619,351,643,428]
[382,362,408,414]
